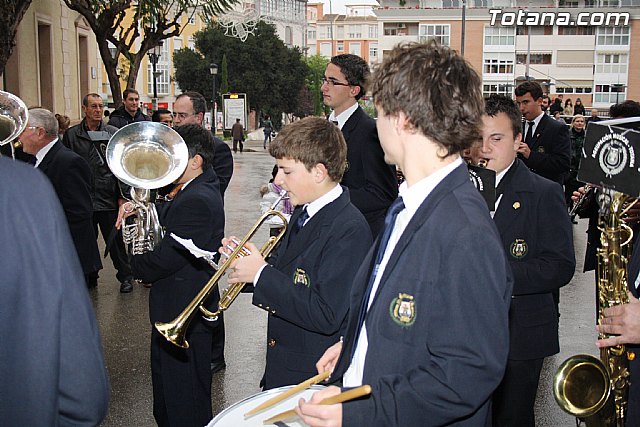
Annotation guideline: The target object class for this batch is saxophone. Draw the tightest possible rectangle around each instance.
[554,189,634,427]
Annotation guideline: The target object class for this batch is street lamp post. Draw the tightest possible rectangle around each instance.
[147,45,161,111]
[209,62,219,133]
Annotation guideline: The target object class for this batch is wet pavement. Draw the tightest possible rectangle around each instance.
[94,138,597,426]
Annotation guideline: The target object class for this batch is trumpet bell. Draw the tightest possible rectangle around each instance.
[0,90,28,146]
[106,122,189,189]
[553,354,611,418]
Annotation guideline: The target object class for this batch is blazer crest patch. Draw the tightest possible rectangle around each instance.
[536,146,545,153]
[389,293,416,327]
[510,239,528,259]
[293,268,310,287]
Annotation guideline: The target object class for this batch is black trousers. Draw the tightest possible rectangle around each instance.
[211,312,225,365]
[492,357,545,427]
[151,323,213,427]
[232,139,244,153]
[93,210,133,283]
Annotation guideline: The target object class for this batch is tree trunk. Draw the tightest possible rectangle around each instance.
[0,0,33,74]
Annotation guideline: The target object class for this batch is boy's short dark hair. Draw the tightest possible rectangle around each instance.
[514,81,544,101]
[485,94,523,139]
[269,117,347,182]
[609,100,640,119]
[174,124,215,171]
[330,54,370,101]
[152,108,172,122]
[371,40,483,156]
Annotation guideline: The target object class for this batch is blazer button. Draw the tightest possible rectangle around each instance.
[268,338,276,348]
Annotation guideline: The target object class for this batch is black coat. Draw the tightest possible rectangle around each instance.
[333,164,512,426]
[340,106,398,236]
[131,167,224,325]
[520,114,571,185]
[62,120,123,211]
[38,140,102,275]
[0,158,109,426]
[493,160,575,360]
[253,188,372,389]
[625,245,640,425]
[212,136,233,197]
[107,106,151,128]
[130,167,224,426]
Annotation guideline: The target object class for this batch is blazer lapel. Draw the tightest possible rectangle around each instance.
[277,190,351,267]
[340,106,363,142]
[36,140,61,172]
[493,161,530,231]
[368,164,470,307]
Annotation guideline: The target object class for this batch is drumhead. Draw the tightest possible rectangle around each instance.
[207,384,326,427]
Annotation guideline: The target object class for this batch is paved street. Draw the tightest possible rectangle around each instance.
[94,138,598,426]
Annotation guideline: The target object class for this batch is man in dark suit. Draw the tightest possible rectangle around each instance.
[0,157,109,426]
[323,54,398,237]
[19,108,102,288]
[173,91,233,198]
[118,124,224,427]
[515,81,570,186]
[297,41,513,427]
[477,95,575,427]
[222,117,372,390]
[172,90,231,374]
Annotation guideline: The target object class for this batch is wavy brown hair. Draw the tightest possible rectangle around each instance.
[371,40,483,156]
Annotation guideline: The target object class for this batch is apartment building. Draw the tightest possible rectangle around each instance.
[309,3,381,65]
[375,0,640,108]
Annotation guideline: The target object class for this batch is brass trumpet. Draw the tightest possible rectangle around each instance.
[155,193,289,349]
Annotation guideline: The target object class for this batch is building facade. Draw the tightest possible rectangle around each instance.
[2,0,103,121]
[308,3,380,65]
[375,0,639,109]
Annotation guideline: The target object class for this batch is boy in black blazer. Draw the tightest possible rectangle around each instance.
[118,124,225,427]
[222,117,372,390]
[477,95,575,427]
[296,42,513,427]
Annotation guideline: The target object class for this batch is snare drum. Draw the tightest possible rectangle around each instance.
[207,385,326,426]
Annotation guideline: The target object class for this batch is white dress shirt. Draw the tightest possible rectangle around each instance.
[343,157,464,386]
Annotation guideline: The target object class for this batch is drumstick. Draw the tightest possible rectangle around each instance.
[262,384,372,425]
[244,370,331,418]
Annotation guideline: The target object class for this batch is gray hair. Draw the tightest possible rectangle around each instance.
[28,108,59,138]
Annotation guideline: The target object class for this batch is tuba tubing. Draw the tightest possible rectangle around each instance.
[155,201,289,349]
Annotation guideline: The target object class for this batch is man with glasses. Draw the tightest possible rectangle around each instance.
[172,91,231,375]
[20,108,102,289]
[322,54,397,237]
[173,91,233,197]
[63,93,136,293]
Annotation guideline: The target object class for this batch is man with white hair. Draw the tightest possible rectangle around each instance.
[20,107,102,288]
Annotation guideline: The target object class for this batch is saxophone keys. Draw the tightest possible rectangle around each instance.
[627,351,636,361]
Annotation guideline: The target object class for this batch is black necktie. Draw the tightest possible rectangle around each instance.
[289,206,309,242]
[331,120,339,126]
[354,197,405,332]
[525,121,535,147]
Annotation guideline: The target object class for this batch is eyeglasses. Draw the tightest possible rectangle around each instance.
[321,76,350,87]
[172,112,194,120]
